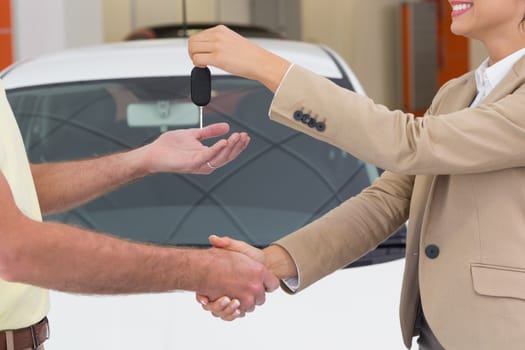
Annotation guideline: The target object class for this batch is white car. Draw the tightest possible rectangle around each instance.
[1,38,408,349]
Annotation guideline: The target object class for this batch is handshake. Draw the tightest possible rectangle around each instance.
[195,235,296,321]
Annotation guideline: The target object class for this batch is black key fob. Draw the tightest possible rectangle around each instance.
[191,66,211,106]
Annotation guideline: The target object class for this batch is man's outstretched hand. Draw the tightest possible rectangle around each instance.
[138,123,250,175]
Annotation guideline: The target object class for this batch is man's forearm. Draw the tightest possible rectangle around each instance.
[31,148,148,216]
[0,214,275,310]
[30,123,248,215]
[0,190,272,311]
[1,217,207,294]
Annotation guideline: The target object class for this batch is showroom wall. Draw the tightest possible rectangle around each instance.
[12,0,103,60]
[103,0,250,42]
[302,0,406,108]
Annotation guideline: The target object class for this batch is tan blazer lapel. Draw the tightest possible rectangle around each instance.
[483,55,525,104]
[433,72,477,114]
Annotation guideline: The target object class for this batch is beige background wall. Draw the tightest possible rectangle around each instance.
[301,0,411,108]
[103,0,250,42]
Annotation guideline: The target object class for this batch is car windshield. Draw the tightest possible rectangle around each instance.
[7,76,405,266]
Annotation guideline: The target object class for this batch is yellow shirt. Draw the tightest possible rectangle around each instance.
[0,79,49,330]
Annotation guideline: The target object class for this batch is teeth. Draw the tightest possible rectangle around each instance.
[453,3,472,11]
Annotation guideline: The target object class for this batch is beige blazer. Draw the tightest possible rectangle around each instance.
[271,58,525,349]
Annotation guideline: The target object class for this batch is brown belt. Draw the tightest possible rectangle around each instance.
[0,318,49,350]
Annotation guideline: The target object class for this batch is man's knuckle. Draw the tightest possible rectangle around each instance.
[252,264,265,276]
[248,281,262,294]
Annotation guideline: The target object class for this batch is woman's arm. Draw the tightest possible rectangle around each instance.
[189,26,525,176]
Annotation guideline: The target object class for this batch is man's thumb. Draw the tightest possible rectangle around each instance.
[209,235,232,248]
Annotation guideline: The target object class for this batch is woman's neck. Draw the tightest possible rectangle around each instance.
[482,33,525,66]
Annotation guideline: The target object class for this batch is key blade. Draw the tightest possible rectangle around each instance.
[199,106,203,129]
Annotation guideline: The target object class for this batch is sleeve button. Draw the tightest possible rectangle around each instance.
[315,122,326,132]
[293,110,303,121]
[301,114,311,124]
[425,244,440,259]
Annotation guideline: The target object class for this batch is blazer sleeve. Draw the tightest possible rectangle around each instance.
[269,65,525,175]
[274,170,413,293]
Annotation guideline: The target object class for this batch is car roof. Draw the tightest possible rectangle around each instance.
[1,38,351,90]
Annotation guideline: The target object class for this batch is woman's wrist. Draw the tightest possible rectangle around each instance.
[263,244,298,280]
[257,50,292,93]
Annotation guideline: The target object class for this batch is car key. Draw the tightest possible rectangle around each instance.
[190,66,211,128]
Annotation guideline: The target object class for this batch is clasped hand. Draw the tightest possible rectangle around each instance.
[198,235,276,321]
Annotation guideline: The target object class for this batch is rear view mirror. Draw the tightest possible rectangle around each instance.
[127,101,199,128]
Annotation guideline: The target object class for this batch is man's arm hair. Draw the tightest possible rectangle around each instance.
[30,123,250,216]
[31,149,147,216]
[0,172,271,309]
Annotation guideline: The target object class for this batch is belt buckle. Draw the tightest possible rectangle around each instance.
[29,318,49,350]
[29,324,38,350]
